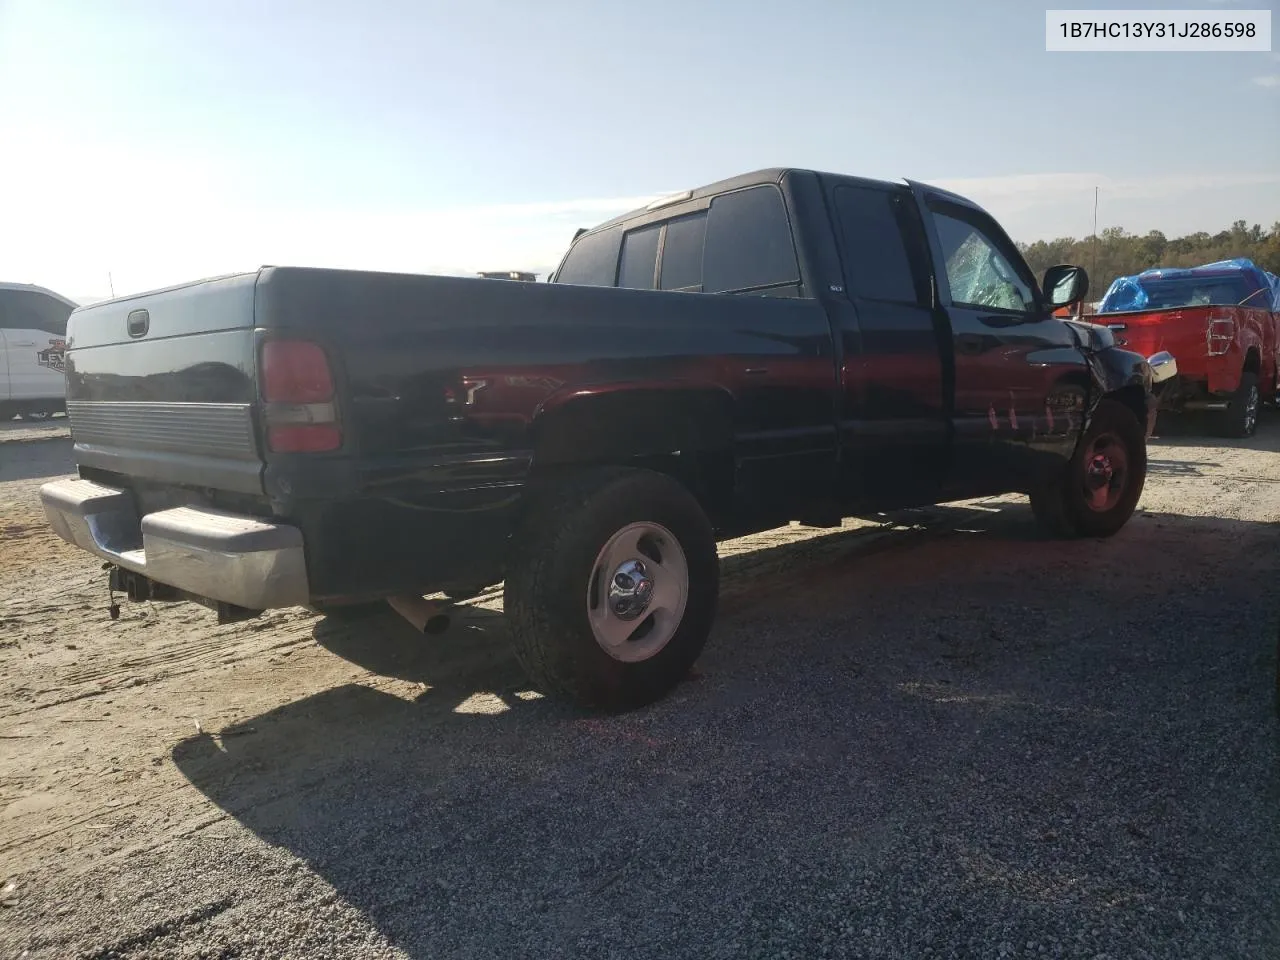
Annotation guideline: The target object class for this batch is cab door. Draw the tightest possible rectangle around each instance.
[3,328,51,399]
[0,289,72,400]
[825,179,950,507]
[907,182,1087,493]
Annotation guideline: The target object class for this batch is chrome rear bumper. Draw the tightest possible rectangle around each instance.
[1147,351,1178,385]
[40,477,310,610]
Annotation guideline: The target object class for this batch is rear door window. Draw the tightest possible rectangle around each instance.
[617,224,662,289]
[658,213,708,291]
[833,186,931,307]
[702,185,800,294]
[554,226,623,286]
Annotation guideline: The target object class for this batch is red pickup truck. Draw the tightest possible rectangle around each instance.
[1088,260,1280,437]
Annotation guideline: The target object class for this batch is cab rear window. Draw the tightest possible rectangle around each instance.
[555,226,623,287]
[702,186,799,294]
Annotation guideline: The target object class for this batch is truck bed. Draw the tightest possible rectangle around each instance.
[60,265,839,604]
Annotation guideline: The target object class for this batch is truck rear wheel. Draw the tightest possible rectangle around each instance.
[1218,371,1259,439]
[1030,398,1147,539]
[504,468,719,711]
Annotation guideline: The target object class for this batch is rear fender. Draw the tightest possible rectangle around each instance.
[529,382,737,509]
[1206,310,1267,393]
[1205,347,1251,396]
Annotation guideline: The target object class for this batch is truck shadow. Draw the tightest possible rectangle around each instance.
[312,604,526,696]
[1151,409,1280,452]
[1147,458,1215,477]
[171,503,1280,959]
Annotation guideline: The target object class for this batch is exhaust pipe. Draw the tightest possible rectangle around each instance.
[387,595,451,635]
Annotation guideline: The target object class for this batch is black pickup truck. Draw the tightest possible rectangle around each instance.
[40,168,1172,710]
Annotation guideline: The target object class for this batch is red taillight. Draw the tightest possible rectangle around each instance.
[261,340,334,403]
[259,340,341,453]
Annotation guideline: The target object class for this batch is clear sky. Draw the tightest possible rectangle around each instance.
[1,0,1276,301]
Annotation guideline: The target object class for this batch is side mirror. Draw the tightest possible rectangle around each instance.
[1043,264,1090,310]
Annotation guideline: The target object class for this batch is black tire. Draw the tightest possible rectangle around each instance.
[1218,372,1260,439]
[504,467,719,711]
[1030,398,1147,539]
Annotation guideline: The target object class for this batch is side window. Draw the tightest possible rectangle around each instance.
[702,185,800,294]
[930,210,1035,313]
[617,224,661,290]
[833,186,930,306]
[658,213,707,291]
[554,226,623,286]
[0,290,74,336]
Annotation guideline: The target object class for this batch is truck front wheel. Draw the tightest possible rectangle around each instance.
[1030,398,1147,539]
[504,468,719,711]
[1218,371,1260,439]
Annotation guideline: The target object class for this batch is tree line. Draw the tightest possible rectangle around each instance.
[1018,220,1280,299]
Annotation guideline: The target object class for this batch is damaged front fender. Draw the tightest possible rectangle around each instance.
[1070,320,1159,436]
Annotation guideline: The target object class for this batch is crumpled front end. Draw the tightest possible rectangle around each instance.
[1068,320,1165,438]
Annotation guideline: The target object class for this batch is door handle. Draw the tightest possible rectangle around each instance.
[10,341,36,347]
[743,367,768,376]
[956,334,985,355]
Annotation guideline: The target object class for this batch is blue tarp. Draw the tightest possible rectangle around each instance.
[1097,257,1280,314]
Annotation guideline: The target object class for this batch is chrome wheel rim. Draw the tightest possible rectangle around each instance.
[1082,431,1129,513]
[587,521,688,663]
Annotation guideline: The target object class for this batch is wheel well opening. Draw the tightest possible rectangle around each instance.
[1243,347,1261,375]
[1104,383,1147,428]
[527,450,736,530]
[528,391,737,522]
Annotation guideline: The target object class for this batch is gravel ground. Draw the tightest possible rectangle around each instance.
[0,414,1277,959]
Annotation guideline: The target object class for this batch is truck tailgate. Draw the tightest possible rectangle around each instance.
[1092,306,1213,361]
[64,272,264,495]
[1088,306,1239,381]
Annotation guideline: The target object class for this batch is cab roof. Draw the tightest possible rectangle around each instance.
[0,282,78,306]
[581,167,978,237]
